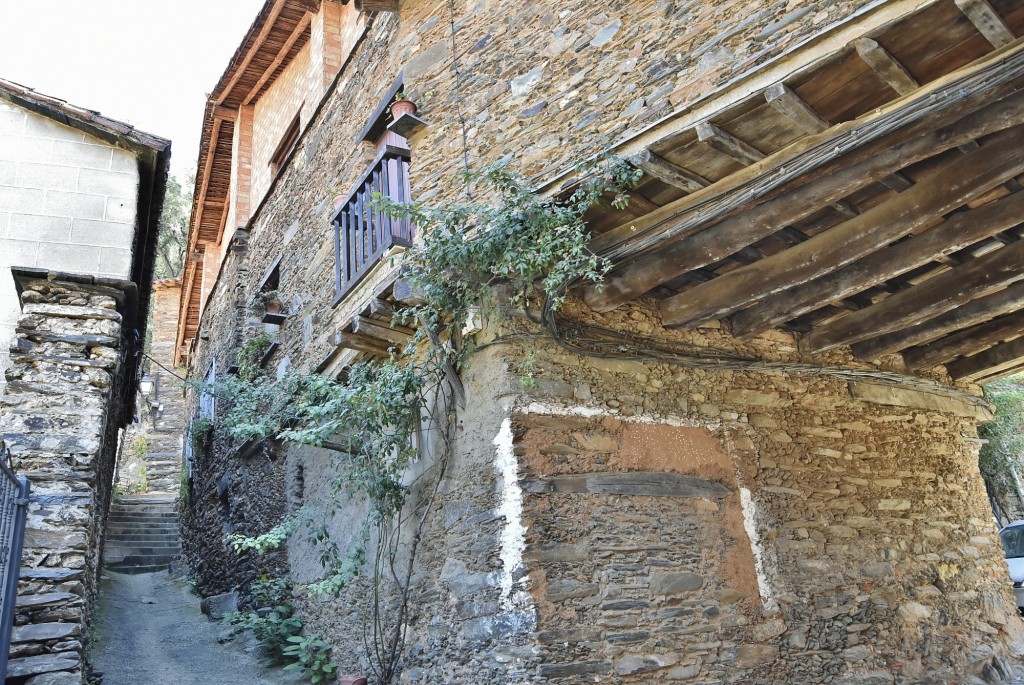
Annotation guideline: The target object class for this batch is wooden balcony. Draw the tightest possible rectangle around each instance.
[332,145,413,305]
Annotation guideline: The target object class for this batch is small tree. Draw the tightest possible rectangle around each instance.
[979,377,1024,525]
[154,173,194,279]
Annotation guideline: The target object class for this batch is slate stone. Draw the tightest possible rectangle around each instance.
[12,622,80,643]
[6,652,80,678]
[200,591,238,621]
[591,19,622,47]
[25,672,81,685]
[650,572,704,595]
[538,662,611,677]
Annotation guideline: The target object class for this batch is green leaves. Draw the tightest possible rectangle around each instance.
[375,156,641,328]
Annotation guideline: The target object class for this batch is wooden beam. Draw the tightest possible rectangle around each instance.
[696,122,765,165]
[351,316,413,346]
[585,89,1024,313]
[955,0,1015,49]
[804,238,1024,354]
[659,126,1024,329]
[853,37,919,95]
[903,310,1024,370]
[948,335,1024,380]
[730,190,1024,337]
[852,280,1024,359]
[214,0,290,105]
[590,39,1024,261]
[764,83,829,133]
[971,359,1024,384]
[631,150,709,193]
[335,330,393,357]
[368,298,395,319]
[242,12,313,106]
[625,191,660,215]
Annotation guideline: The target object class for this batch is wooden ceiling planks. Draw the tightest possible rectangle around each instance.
[584,0,1024,382]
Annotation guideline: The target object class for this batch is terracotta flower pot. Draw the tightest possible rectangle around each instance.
[263,299,282,315]
[390,99,417,119]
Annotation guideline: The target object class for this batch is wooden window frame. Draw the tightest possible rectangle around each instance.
[269,113,301,176]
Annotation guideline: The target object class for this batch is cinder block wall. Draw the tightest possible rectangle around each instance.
[0,102,140,396]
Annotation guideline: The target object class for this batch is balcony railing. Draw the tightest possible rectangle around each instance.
[332,146,414,304]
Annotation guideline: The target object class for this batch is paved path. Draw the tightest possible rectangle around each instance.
[91,570,304,685]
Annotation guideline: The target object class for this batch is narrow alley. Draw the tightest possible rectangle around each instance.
[90,569,302,685]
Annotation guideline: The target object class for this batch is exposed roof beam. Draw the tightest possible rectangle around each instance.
[903,310,1024,370]
[730,190,1024,337]
[970,359,1024,384]
[853,37,919,95]
[696,122,765,165]
[661,127,1024,329]
[624,191,660,215]
[214,0,290,106]
[803,237,1024,354]
[851,279,1024,360]
[764,83,829,134]
[954,0,1015,49]
[585,90,1024,313]
[631,149,709,193]
[242,11,313,106]
[948,335,1024,380]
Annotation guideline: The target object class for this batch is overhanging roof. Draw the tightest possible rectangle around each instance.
[177,0,319,363]
[580,0,1024,384]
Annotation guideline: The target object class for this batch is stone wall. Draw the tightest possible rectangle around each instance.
[0,271,135,683]
[179,0,1024,683]
[177,246,294,596]
[257,300,1024,684]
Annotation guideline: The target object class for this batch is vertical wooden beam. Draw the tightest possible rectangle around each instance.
[955,0,1015,48]
[854,37,920,95]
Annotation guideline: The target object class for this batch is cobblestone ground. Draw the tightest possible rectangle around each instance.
[91,570,303,685]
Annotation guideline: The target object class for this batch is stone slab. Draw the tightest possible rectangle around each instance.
[522,471,731,497]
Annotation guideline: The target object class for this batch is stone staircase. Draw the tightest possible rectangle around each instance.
[103,496,180,574]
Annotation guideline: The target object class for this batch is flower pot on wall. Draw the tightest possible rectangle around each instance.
[390,98,417,119]
[338,677,367,685]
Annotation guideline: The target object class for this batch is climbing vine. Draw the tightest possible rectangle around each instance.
[203,157,639,683]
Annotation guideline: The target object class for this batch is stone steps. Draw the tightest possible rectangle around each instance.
[102,498,180,574]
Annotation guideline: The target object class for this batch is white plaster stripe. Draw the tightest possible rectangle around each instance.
[493,416,526,609]
[739,486,776,609]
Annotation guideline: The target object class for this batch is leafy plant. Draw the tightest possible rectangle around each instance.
[251,289,282,312]
[375,157,641,334]
[225,576,303,665]
[283,633,337,684]
[132,435,148,460]
[236,332,275,382]
[189,417,214,455]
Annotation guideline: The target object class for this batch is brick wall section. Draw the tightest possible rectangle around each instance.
[250,43,318,213]
[0,101,140,399]
[0,273,132,683]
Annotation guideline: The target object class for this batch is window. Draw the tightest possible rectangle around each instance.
[269,113,301,176]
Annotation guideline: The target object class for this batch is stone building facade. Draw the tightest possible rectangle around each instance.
[0,81,169,683]
[179,1,1024,683]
